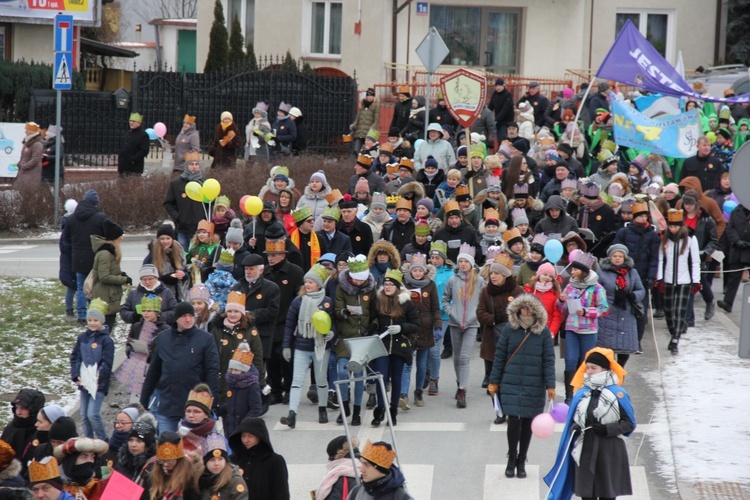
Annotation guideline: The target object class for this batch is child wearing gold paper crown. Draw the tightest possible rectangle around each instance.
[70,298,115,440]
[209,291,265,407]
[220,341,262,438]
[188,219,221,283]
[210,195,236,245]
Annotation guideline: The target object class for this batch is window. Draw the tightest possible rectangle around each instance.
[306,0,342,57]
[430,6,520,74]
[228,0,255,45]
[0,25,8,61]
[616,10,673,60]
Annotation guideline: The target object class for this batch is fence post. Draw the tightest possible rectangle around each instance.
[131,71,139,114]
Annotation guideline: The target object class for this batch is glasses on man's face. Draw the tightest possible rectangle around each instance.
[114,420,133,428]
[305,218,315,224]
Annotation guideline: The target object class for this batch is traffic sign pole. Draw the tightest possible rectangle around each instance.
[415,27,450,142]
[53,14,74,229]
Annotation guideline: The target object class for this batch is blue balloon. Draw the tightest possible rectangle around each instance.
[544,239,564,265]
[723,200,738,215]
[145,128,158,140]
[414,138,425,152]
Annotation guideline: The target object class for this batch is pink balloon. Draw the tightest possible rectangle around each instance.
[551,402,570,423]
[568,248,582,263]
[531,413,556,439]
[154,122,167,138]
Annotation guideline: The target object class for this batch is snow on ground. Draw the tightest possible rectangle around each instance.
[644,320,750,484]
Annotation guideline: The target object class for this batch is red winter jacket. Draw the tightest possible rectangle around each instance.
[523,284,563,337]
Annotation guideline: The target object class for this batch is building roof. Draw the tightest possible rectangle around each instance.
[80,37,139,58]
[148,18,197,28]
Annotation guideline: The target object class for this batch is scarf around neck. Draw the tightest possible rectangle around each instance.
[298,289,326,339]
[569,270,599,289]
[572,370,622,467]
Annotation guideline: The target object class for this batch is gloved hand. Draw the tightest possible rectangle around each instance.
[125,343,133,358]
[324,331,334,342]
[627,292,637,302]
[592,423,607,436]
[547,388,556,401]
[691,283,703,294]
[654,280,666,294]
[214,405,227,418]
[487,383,499,396]
[193,260,204,269]
[645,279,654,289]
[282,348,291,363]
[340,309,351,319]
[386,325,401,335]
[124,275,133,286]
[433,327,444,342]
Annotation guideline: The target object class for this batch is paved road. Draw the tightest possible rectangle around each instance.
[1,238,746,499]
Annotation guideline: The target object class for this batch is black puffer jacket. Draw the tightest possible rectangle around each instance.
[62,191,107,274]
[434,223,479,263]
[0,389,45,473]
[163,175,206,233]
[118,126,150,176]
[120,281,179,326]
[229,418,290,500]
[231,277,281,357]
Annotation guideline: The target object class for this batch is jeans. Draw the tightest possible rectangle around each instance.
[372,355,405,409]
[65,286,76,311]
[80,389,107,440]
[156,414,181,435]
[564,331,598,372]
[336,358,364,405]
[428,324,449,379]
[290,349,329,412]
[75,272,89,320]
[328,353,338,391]
[401,349,429,394]
[451,326,477,389]
[177,231,192,253]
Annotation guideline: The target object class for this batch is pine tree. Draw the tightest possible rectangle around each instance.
[228,13,246,71]
[246,42,258,71]
[204,0,229,73]
[727,0,750,65]
[282,50,299,73]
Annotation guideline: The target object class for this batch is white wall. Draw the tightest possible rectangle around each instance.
[12,24,54,65]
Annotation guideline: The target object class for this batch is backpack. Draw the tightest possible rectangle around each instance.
[83,269,96,299]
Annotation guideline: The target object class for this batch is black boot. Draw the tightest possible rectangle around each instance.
[351,405,361,426]
[505,450,517,478]
[653,308,665,318]
[705,300,715,320]
[390,406,398,426]
[668,338,679,355]
[516,453,527,478]
[366,393,377,409]
[494,415,506,425]
[280,411,296,429]
[318,407,328,424]
[563,371,574,405]
[371,406,385,427]
[440,348,452,359]
[717,300,732,313]
[336,401,350,424]
[327,390,340,410]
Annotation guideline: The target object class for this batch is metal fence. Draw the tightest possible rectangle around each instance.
[29,62,358,167]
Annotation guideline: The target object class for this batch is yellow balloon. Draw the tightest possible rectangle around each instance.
[312,310,332,334]
[245,196,264,216]
[185,181,203,202]
[202,178,221,201]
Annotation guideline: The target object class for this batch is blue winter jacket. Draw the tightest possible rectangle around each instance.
[282,294,334,352]
[612,223,660,282]
[70,326,115,395]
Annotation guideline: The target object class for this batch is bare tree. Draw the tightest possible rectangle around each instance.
[132,0,198,21]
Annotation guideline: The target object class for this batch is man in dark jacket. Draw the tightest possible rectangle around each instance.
[118,112,150,177]
[140,301,220,434]
[338,195,374,256]
[163,151,206,251]
[433,202,479,263]
[718,205,750,313]
[390,86,412,132]
[534,195,579,236]
[517,81,549,129]
[613,201,660,348]
[228,418,289,500]
[1,389,45,480]
[379,198,415,250]
[472,106,497,150]
[679,137,724,191]
[263,241,304,405]
[61,189,107,324]
[588,81,611,122]
[348,154,386,196]
[232,254,281,372]
[316,206,353,257]
[429,94,457,129]
[488,78,514,142]
[577,181,615,242]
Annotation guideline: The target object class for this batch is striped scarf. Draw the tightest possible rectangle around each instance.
[571,370,622,467]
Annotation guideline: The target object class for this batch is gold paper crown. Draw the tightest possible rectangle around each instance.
[398,158,414,170]
[379,143,394,154]
[386,163,400,175]
[386,194,401,206]
[322,205,341,221]
[395,198,412,211]
[443,200,460,214]
[325,189,343,205]
[215,195,231,208]
[265,240,287,253]
[357,154,374,167]
[667,209,684,224]
[306,263,330,285]
[455,185,470,197]
[28,456,60,484]
[186,389,214,413]
[494,252,515,270]
[483,207,500,221]
[360,440,396,469]
[230,341,255,367]
[292,206,312,223]
[397,85,410,94]
[156,440,184,461]
[183,114,196,124]
[226,291,246,309]
[631,201,649,216]
[502,227,522,243]
[197,219,215,234]
[219,248,235,264]
[184,151,201,162]
[140,295,163,312]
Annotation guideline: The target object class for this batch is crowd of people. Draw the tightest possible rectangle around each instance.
[4,78,748,500]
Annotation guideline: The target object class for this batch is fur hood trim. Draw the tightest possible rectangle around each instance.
[377,287,412,304]
[599,255,634,271]
[260,175,297,197]
[367,240,401,268]
[561,231,587,252]
[303,184,332,200]
[397,181,425,200]
[338,270,377,295]
[506,294,548,334]
[0,458,21,482]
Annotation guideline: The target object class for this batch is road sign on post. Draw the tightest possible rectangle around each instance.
[53,52,72,91]
[415,27,450,140]
[53,13,74,229]
[54,15,74,53]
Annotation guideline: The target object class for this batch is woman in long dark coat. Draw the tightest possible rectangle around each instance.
[487,293,555,479]
[597,244,644,367]
[209,111,242,168]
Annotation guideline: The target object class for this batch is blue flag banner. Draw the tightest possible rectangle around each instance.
[597,20,750,104]
[611,98,702,158]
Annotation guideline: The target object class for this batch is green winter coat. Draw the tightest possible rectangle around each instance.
[334,270,378,359]
[90,235,128,315]
[352,99,380,139]
[200,465,249,500]
[208,315,266,404]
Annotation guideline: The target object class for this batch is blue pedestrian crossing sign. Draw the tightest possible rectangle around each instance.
[53,52,72,91]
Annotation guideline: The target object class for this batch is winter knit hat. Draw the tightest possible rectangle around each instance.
[424,156,439,169]
[228,340,254,373]
[156,224,176,240]
[304,263,330,289]
[664,183,680,195]
[430,240,448,261]
[347,255,370,280]
[310,170,328,185]
[607,243,629,258]
[103,219,124,241]
[536,262,556,278]
[417,198,434,213]
[220,111,233,122]
[371,192,387,210]
[174,301,195,318]
[64,199,77,216]
[355,177,370,195]
[41,404,66,425]
[121,407,140,426]
[139,264,158,279]
[49,416,77,442]
[86,298,107,323]
[226,218,244,244]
